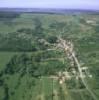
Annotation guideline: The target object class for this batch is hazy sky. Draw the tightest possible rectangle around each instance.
[0,0,99,10]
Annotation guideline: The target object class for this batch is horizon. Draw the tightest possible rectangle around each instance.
[0,7,99,11]
[0,0,99,10]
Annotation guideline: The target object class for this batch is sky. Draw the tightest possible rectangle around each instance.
[0,0,99,10]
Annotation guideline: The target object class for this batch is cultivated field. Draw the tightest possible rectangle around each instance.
[0,12,99,100]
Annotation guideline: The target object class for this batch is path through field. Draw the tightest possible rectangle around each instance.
[57,37,98,100]
[72,51,98,100]
[53,79,59,100]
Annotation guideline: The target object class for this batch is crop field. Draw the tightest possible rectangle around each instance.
[0,11,99,100]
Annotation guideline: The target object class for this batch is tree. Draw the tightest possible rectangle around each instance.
[33,17,44,38]
[47,35,57,43]
[3,84,9,100]
[49,21,67,34]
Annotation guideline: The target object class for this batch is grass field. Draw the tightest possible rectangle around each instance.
[0,52,17,71]
[0,12,99,100]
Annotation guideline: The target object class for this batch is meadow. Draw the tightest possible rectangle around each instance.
[0,12,99,100]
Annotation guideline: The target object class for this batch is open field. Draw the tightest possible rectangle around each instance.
[0,11,99,100]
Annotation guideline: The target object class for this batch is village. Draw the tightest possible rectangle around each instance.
[46,37,93,85]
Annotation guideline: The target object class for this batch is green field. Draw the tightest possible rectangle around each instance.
[0,12,99,100]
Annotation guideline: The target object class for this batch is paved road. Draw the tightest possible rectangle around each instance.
[57,37,97,100]
[71,51,97,100]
